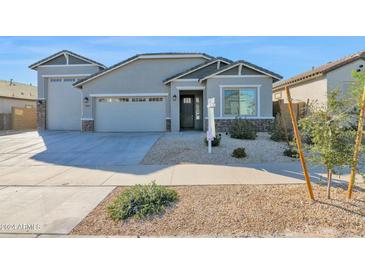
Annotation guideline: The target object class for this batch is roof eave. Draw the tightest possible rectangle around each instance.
[29,50,106,70]
[74,53,215,88]
[273,72,324,91]
[198,61,282,83]
[163,58,231,84]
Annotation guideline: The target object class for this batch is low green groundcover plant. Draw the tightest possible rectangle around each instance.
[108,182,178,221]
[232,147,247,158]
[283,146,299,158]
[204,134,222,147]
[229,118,257,140]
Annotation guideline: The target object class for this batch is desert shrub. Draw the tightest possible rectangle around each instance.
[232,147,247,158]
[270,113,292,142]
[283,146,299,158]
[229,118,257,140]
[108,182,178,221]
[204,134,222,147]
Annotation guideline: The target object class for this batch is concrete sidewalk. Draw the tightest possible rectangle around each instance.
[0,186,114,235]
[0,162,360,186]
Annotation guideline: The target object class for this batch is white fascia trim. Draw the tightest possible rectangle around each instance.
[37,98,46,100]
[165,117,171,119]
[75,55,212,87]
[219,84,262,88]
[31,51,105,69]
[204,116,274,120]
[38,64,100,68]
[42,74,91,78]
[176,86,205,90]
[173,79,199,82]
[163,59,229,84]
[200,63,281,82]
[211,75,271,79]
[242,64,282,81]
[139,54,211,60]
[219,85,262,118]
[200,64,239,82]
[90,93,169,97]
[81,118,94,120]
[65,52,106,68]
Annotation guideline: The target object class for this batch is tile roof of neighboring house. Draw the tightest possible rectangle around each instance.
[163,58,233,84]
[73,52,214,88]
[0,80,37,100]
[199,60,283,82]
[29,50,107,69]
[273,50,365,90]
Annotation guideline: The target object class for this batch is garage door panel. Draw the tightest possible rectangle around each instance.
[47,78,81,130]
[95,97,165,132]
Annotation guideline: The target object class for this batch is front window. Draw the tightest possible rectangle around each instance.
[224,87,257,116]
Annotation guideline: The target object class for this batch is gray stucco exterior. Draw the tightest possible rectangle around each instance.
[31,51,281,132]
[80,57,207,120]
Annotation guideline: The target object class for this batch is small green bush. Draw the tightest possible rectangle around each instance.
[229,118,257,140]
[232,147,247,158]
[204,134,222,147]
[283,147,299,158]
[270,113,292,142]
[108,182,178,221]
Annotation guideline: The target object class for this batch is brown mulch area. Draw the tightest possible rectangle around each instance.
[70,184,365,237]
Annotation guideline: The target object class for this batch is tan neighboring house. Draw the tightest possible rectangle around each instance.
[0,79,37,130]
[273,50,365,104]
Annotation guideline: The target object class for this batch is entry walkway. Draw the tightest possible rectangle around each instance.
[0,162,359,186]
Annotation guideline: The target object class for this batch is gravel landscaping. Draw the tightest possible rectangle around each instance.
[71,183,365,237]
[142,132,294,165]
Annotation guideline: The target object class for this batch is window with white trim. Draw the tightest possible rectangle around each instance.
[224,87,258,116]
[64,78,76,82]
[50,78,62,82]
[148,97,163,102]
[98,98,129,103]
[131,97,146,102]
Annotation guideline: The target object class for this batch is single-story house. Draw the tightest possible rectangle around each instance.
[273,50,365,104]
[30,50,282,132]
[0,79,37,130]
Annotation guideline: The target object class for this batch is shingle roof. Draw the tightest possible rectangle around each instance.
[29,50,106,69]
[199,60,283,82]
[0,80,37,100]
[273,50,365,90]
[163,58,232,84]
[73,52,214,88]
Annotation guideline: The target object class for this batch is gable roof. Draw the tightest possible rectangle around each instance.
[29,50,106,70]
[73,52,214,88]
[198,60,283,82]
[163,58,232,84]
[273,50,365,90]
[0,79,36,100]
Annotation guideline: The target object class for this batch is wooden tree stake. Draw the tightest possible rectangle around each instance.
[285,86,315,200]
[347,84,365,199]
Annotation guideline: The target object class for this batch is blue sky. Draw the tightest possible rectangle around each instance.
[1,36,365,85]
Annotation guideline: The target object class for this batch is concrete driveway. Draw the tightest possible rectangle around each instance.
[0,131,161,167]
[0,130,161,236]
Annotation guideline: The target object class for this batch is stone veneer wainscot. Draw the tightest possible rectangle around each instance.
[81,119,94,132]
[36,99,46,130]
[205,118,274,132]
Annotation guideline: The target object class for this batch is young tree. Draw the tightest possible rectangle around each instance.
[300,90,356,199]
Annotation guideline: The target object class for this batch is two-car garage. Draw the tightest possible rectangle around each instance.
[46,79,167,132]
[94,96,166,132]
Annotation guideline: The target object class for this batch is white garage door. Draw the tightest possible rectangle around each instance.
[95,96,166,132]
[47,78,81,130]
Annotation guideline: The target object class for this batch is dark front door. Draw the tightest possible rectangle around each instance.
[180,95,194,129]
